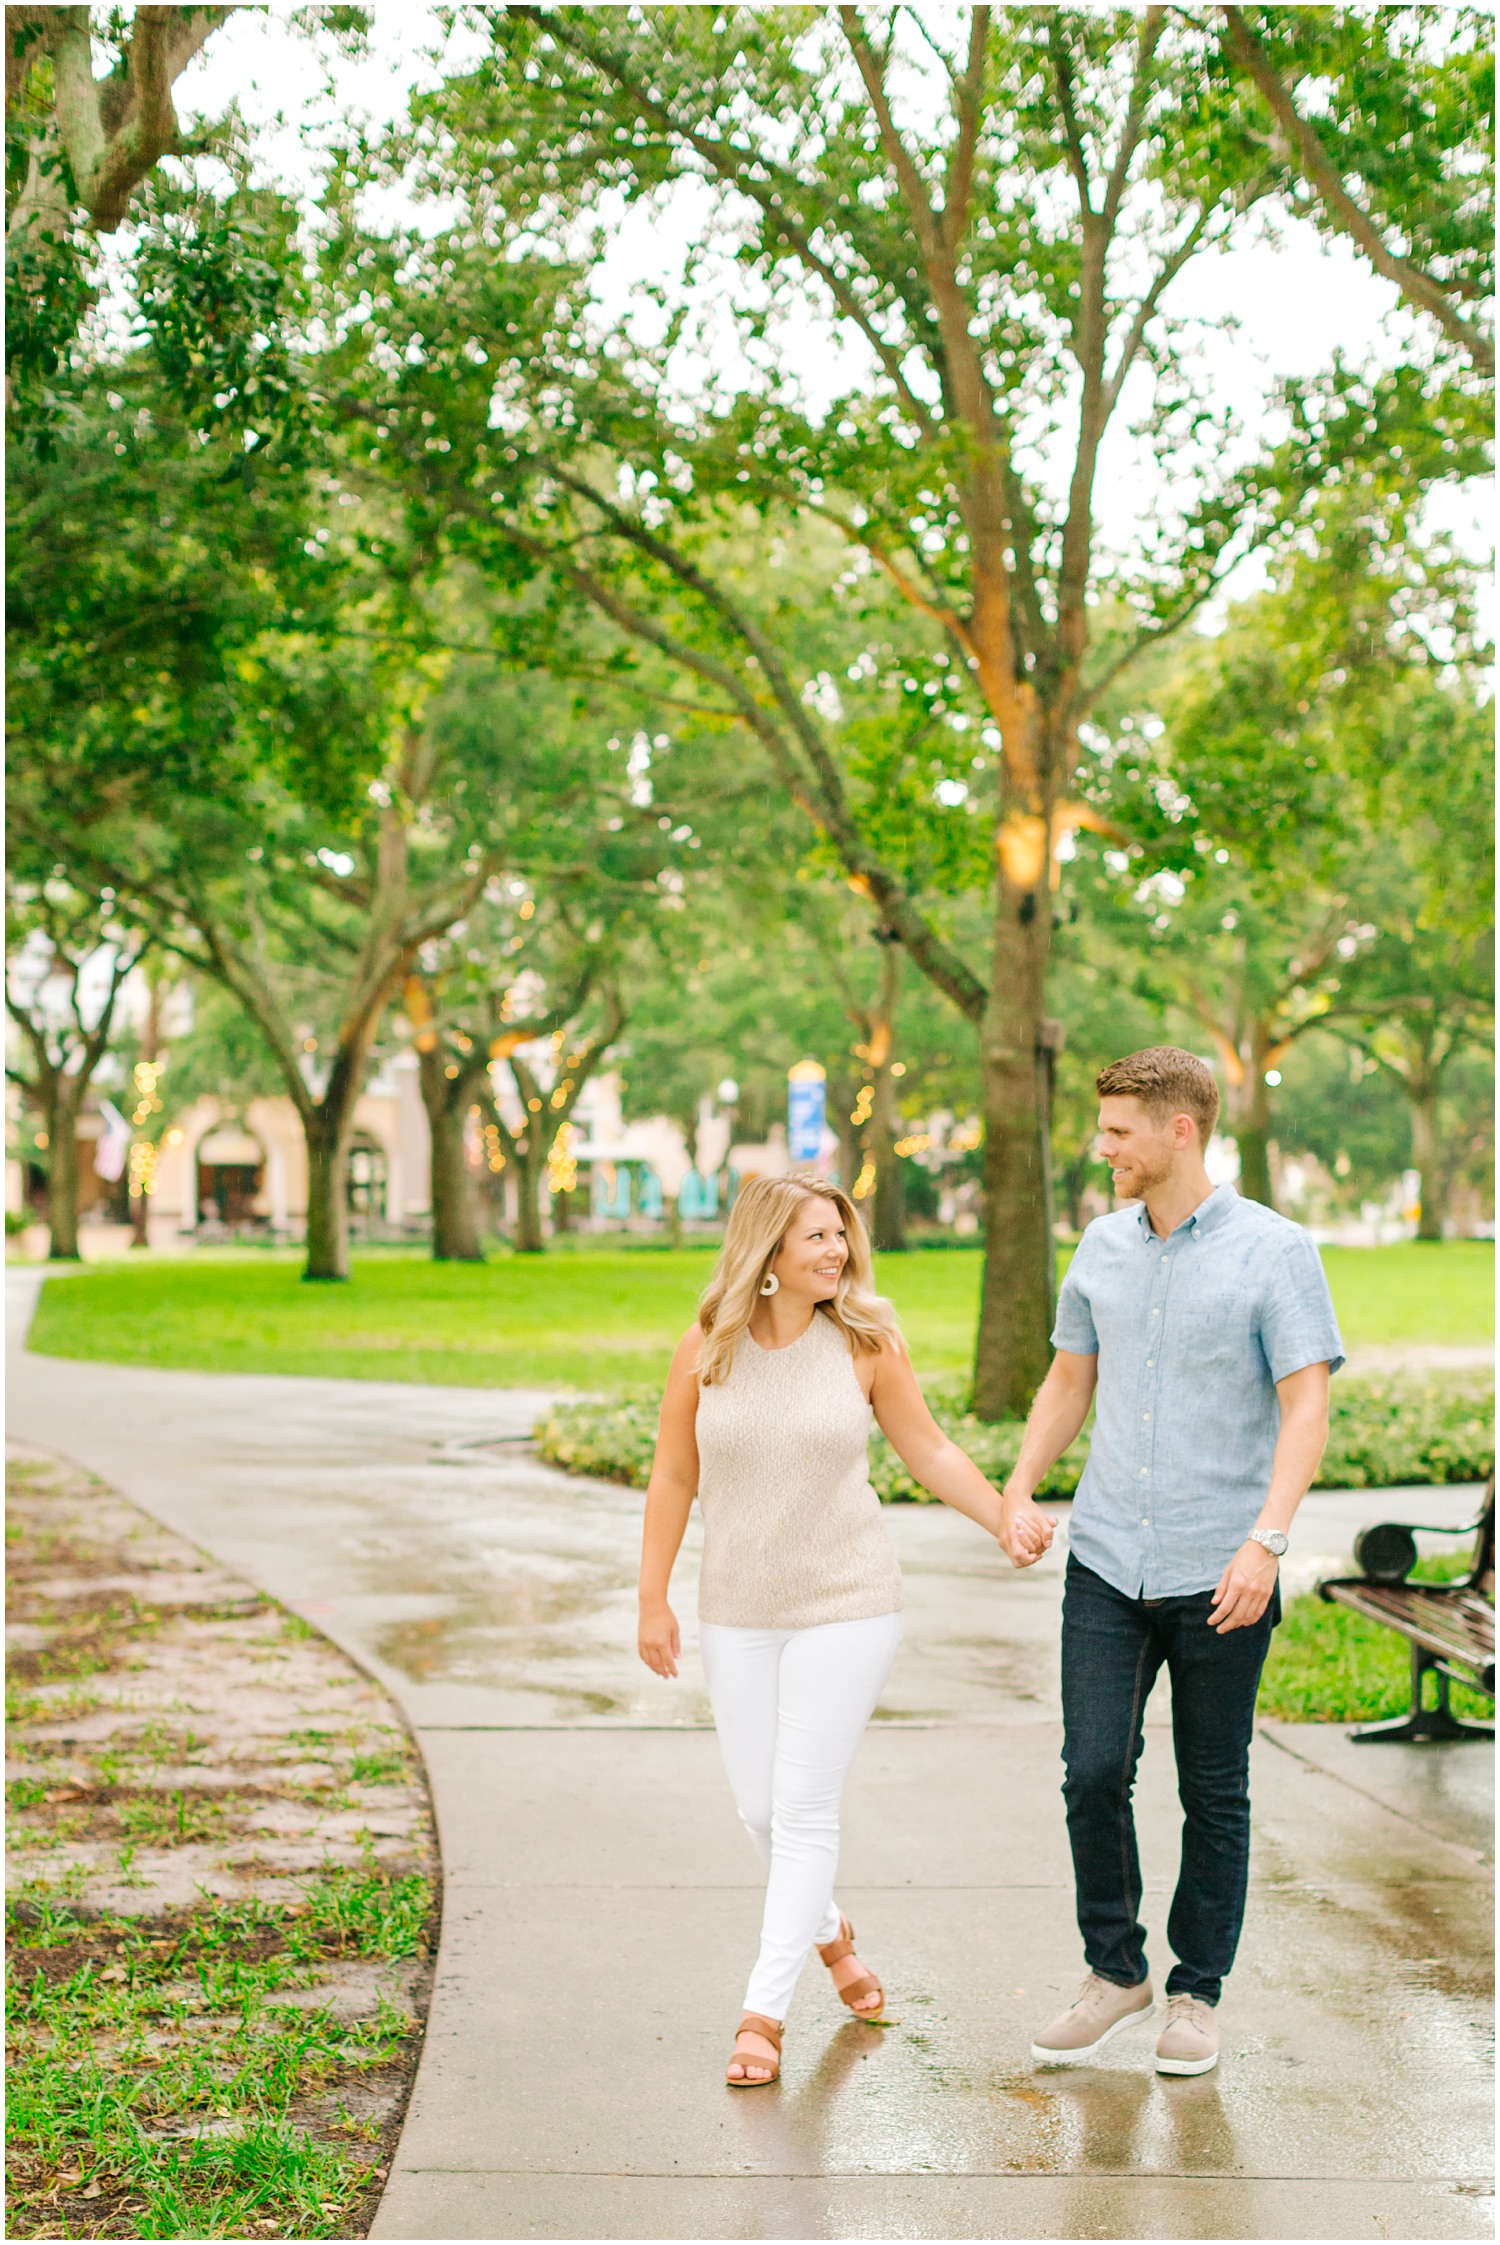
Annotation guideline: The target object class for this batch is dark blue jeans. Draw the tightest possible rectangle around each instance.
[1060,1553,1280,2005]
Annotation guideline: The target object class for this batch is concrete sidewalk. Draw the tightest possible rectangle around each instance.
[7,1276,1494,2240]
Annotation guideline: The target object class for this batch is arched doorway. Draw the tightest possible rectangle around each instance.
[346,1133,389,1238]
[195,1124,268,1232]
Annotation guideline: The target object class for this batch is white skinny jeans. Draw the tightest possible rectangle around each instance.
[700,1609,904,2022]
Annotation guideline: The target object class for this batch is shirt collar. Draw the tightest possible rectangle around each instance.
[1133,1182,1237,1243]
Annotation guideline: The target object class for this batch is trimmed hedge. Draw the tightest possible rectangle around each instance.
[532,1370,1494,1498]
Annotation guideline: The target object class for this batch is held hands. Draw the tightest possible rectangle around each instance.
[638,1597,680,1679]
[998,1489,1056,1570]
[1208,1540,1279,1633]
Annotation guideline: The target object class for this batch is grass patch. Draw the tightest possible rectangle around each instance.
[7,1873,433,2240]
[6,1451,438,2240]
[24,1240,1494,1394]
[1258,1552,1494,1723]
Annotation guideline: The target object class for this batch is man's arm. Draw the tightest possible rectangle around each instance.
[1208,1360,1331,1634]
[998,1351,1098,1568]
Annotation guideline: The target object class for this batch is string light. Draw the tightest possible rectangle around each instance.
[894,1133,931,1158]
[852,1160,876,1199]
[850,1085,874,1126]
[128,1140,158,1199]
[482,1122,506,1173]
[547,1121,578,1195]
[131,1058,165,1127]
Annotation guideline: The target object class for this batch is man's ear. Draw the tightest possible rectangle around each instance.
[1173,1111,1197,1152]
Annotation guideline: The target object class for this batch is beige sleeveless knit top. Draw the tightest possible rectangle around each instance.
[694,1309,903,1629]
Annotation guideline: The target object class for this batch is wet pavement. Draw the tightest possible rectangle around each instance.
[7,1271,1494,2240]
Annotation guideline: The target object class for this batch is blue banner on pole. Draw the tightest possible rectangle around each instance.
[787,1061,826,1165]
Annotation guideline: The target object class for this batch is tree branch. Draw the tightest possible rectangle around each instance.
[507,6,940,436]
[502,510,988,1021]
[1221,6,1494,378]
[942,6,990,254]
[838,6,944,256]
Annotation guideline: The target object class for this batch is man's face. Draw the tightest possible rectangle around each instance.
[1096,1094,1185,1200]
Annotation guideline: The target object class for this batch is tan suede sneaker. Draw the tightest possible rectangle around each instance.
[1154,1992,1219,2075]
[1031,1973,1155,2065]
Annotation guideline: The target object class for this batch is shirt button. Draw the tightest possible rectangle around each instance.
[1141,1517,1150,1527]
[1146,1358,1154,1367]
[1151,1310,1160,1318]
[1139,1467,1148,1477]
[1142,1412,1150,1421]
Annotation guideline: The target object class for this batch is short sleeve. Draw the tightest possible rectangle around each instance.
[1052,1251,1099,1357]
[1260,1230,1345,1381]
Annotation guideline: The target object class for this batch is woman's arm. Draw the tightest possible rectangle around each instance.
[868,1341,1050,1562]
[637,1324,702,1678]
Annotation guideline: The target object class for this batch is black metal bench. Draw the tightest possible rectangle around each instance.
[1318,1477,1494,1743]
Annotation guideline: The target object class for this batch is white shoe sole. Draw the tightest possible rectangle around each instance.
[1155,2047,1219,2076]
[1030,2000,1155,2066]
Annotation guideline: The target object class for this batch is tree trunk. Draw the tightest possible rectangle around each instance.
[418,1050,485,1262]
[131,974,164,1249]
[972,887,1055,1420]
[45,1082,82,1261]
[1409,1081,1444,1241]
[512,1142,545,1253]
[867,936,906,1253]
[302,1111,354,1281]
[1232,1067,1275,1209]
[1061,1149,1093,1234]
[869,1061,906,1253]
[831,1082,862,1196]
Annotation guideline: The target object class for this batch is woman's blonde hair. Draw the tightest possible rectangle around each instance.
[695,1172,901,1386]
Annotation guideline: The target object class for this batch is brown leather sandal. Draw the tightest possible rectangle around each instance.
[726,2012,782,2086]
[818,1914,885,2016]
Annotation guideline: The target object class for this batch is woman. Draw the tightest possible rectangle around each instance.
[637,1172,1049,2087]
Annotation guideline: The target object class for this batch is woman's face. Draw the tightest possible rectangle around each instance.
[769,1196,849,1300]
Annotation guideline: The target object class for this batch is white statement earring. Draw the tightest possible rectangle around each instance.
[759,1272,780,1296]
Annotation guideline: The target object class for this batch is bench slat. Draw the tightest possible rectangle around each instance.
[1324,1581,1495,1670]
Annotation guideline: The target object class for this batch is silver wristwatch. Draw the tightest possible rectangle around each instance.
[1249,1528,1289,1558]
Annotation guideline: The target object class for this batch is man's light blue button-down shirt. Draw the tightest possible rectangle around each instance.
[1052,1184,1345,1600]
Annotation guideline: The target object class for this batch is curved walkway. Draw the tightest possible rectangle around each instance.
[7,1271,1493,2241]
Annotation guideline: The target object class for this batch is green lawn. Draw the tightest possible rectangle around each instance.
[1258,1553,1493,1723]
[24,1239,1493,1394]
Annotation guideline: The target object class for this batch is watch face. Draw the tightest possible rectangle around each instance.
[1258,1532,1288,1556]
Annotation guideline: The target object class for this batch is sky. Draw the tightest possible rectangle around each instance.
[163,3,1487,612]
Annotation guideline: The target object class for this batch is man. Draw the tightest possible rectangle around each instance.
[999,1046,1342,2077]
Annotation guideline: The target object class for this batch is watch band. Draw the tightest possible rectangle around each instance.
[1249,1528,1288,1558]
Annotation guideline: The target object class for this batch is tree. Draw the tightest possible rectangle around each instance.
[1083,508,1488,1208]
[484,984,629,1254]
[402,6,1485,1410]
[9,360,515,1279]
[6,8,232,238]
[404,899,619,1261]
[6,8,240,438]
[111,969,284,1245]
[4,876,147,1259]
[1325,680,1494,1238]
[1219,7,1494,378]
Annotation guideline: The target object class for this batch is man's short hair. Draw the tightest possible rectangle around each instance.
[1095,1046,1220,1147]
